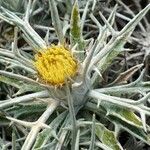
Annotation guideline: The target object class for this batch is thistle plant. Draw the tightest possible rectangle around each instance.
[0,0,150,150]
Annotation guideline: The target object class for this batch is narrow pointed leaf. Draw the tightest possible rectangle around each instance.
[70,0,85,61]
[95,122,123,150]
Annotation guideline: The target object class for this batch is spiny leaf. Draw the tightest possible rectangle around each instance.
[0,6,47,50]
[83,111,123,150]
[33,111,68,149]
[109,114,150,145]
[95,122,123,150]
[105,104,142,127]
[92,4,150,78]
[0,75,43,95]
[6,103,47,118]
[104,104,150,145]
[70,0,85,61]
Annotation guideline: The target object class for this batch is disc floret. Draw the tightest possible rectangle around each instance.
[34,45,77,85]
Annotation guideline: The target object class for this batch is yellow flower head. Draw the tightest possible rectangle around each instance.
[34,45,77,86]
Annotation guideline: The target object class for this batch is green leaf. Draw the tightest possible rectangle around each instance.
[106,104,142,127]
[95,122,123,150]
[104,103,150,145]
[98,48,121,73]
[83,111,122,150]
[33,111,68,149]
[70,0,85,61]
[109,114,150,145]
[0,0,25,12]
[0,75,43,95]
[5,103,47,118]
[0,75,21,88]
